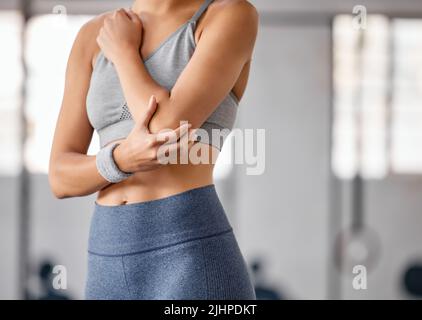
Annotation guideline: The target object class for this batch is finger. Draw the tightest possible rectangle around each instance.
[155,133,198,165]
[96,28,107,45]
[100,26,113,45]
[115,8,133,21]
[154,123,191,145]
[156,140,183,164]
[136,96,157,130]
[127,9,141,24]
[96,32,102,46]
[154,124,186,144]
[103,18,114,33]
[188,128,199,142]
[116,8,126,16]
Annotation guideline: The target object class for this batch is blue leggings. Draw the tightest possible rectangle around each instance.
[85,184,256,300]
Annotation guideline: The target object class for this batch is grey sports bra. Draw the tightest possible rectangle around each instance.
[86,0,239,150]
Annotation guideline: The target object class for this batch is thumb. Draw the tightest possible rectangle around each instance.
[135,96,157,131]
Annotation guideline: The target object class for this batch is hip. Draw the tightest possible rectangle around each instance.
[86,184,256,299]
[86,184,256,300]
[88,184,231,256]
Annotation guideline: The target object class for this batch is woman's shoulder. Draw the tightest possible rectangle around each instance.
[72,11,114,66]
[76,11,114,45]
[199,0,258,54]
[209,0,259,22]
[79,11,113,36]
[203,0,259,39]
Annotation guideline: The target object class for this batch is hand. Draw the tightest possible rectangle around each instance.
[96,8,142,64]
[113,96,193,173]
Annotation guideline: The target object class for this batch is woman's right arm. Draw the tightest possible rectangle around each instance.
[48,17,111,199]
[48,16,190,199]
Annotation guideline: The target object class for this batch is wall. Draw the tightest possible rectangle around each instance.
[0,177,19,299]
[234,18,332,299]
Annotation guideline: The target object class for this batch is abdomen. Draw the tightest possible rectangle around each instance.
[96,140,216,205]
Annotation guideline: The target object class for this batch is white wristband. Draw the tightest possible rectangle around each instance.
[96,142,133,183]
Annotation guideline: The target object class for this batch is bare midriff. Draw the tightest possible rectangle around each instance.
[95,139,217,206]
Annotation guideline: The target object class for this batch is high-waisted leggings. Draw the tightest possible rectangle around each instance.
[85,184,256,300]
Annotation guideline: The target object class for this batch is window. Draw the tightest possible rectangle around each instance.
[333,15,422,179]
[391,19,422,173]
[0,11,23,175]
[25,14,97,173]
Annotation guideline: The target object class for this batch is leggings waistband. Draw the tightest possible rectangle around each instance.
[88,184,232,256]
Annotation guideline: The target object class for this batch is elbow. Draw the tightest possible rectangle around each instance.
[48,164,69,200]
[48,173,66,199]
[53,191,67,200]
[147,92,184,134]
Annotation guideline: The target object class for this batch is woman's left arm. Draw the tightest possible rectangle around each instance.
[97,1,258,133]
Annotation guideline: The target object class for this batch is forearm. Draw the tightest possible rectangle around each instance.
[114,50,170,127]
[49,152,111,199]
[102,2,258,136]
[113,47,246,136]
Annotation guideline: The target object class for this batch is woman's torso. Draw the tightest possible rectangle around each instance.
[88,1,250,205]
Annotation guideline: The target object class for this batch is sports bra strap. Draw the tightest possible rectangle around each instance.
[190,0,214,23]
